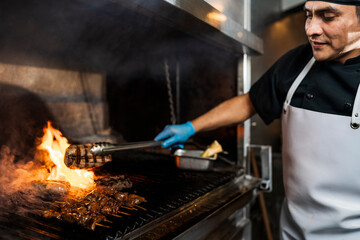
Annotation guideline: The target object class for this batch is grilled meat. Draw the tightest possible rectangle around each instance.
[126,194,146,206]
[43,209,61,219]
[95,175,132,191]
[43,189,146,230]
[64,143,112,168]
[32,180,71,197]
[41,175,146,230]
[60,211,106,230]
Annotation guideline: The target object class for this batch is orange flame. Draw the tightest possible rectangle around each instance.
[37,121,95,190]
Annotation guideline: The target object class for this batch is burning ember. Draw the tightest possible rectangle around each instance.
[37,121,95,190]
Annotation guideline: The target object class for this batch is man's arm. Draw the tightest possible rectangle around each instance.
[155,93,256,148]
[191,93,256,133]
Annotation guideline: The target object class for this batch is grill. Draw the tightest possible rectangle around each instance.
[0,0,268,239]
[0,151,260,240]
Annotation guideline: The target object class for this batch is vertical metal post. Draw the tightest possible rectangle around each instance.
[236,60,244,167]
[237,0,252,238]
[243,0,252,171]
[237,0,252,171]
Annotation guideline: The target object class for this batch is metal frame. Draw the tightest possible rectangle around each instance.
[236,1,253,238]
[120,175,261,239]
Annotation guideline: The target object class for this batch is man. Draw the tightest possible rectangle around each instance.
[155,0,360,239]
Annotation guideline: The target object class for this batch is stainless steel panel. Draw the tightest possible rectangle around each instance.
[111,0,263,55]
[204,0,245,26]
[171,175,260,240]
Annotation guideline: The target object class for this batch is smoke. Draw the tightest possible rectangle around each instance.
[0,84,54,216]
[0,145,52,215]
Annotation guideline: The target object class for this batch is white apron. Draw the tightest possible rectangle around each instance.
[280,57,360,240]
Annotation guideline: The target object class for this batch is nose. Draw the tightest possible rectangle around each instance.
[305,18,323,38]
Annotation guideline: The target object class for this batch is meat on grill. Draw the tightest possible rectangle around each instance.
[64,143,112,168]
[44,208,106,230]
[32,180,71,197]
[95,175,133,191]
[42,175,146,231]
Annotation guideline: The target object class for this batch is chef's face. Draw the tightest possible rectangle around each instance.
[305,2,360,63]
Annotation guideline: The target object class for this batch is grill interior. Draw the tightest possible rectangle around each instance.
[0,151,238,240]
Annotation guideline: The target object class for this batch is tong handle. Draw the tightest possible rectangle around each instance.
[90,141,163,155]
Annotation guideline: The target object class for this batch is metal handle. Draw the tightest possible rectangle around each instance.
[247,145,272,192]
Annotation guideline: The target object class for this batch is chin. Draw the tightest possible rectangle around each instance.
[313,55,328,62]
[311,46,334,62]
[312,52,332,62]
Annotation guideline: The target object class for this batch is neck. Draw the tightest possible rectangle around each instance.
[335,49,360,63]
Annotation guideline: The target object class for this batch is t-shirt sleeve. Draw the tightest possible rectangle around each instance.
[249,43,312,125]
[249,64,282,125]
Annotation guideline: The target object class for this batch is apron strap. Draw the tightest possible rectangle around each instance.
[283,57,316,113]
[350,84,360,129]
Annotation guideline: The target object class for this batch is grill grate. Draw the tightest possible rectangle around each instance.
[0,151,236,240]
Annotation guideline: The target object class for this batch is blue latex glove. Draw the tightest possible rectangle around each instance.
[155,121,195,148]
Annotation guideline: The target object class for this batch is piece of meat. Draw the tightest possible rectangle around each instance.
[32,180,70,196]
[87,202,101,213]
[95,175,133,191]
[61,212,78,223]
[43,210,61,219]
[100,205,114,215]
[125,194,146,206]
[114,192,128,202]
[90,214,106,231]
[64,143,112,168]
[74,206,88,215]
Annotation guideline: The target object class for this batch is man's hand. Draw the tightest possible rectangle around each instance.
[155,121,195,148]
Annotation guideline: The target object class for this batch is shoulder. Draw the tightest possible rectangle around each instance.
[268,43,314,93]
[249,43,313,124]
[253,43,313,91]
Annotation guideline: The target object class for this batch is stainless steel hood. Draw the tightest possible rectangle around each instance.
[107,0,263,55]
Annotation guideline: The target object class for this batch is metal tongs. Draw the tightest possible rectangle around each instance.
[89,141,163,156]
[64,141,163,168]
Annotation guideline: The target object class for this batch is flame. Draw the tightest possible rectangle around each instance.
[37,121,95,189]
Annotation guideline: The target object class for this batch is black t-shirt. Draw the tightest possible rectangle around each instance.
[249,43,360,125]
